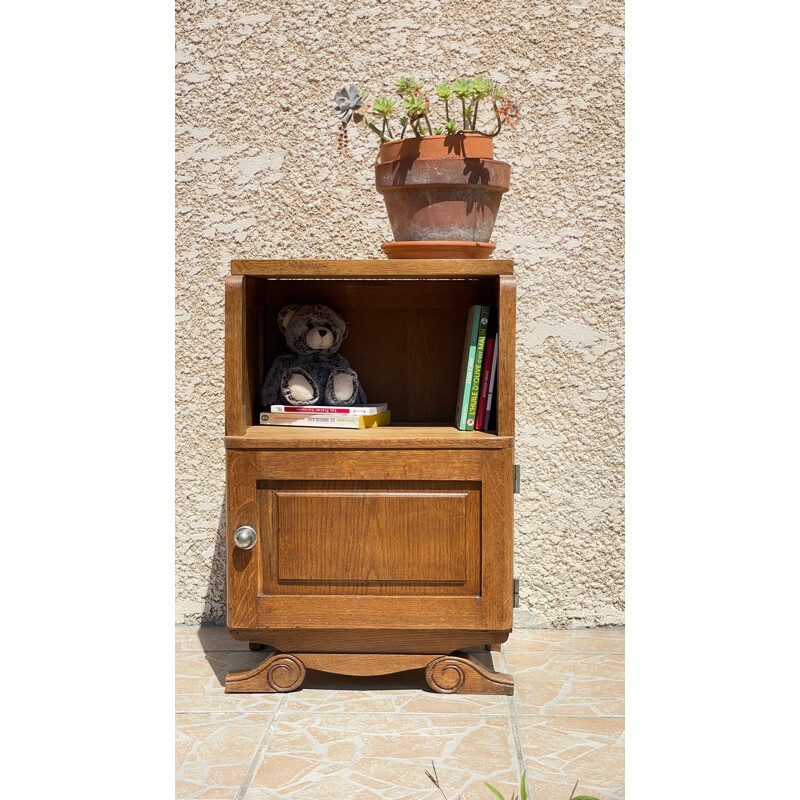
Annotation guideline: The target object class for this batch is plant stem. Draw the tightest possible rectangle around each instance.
[461,98,467,130]
[365,119,389,142]
[472,99,479,131]
[423,113,433,135]
[476,118,502,137]
[474,101,503,137]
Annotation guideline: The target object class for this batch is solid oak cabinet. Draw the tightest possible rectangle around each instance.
[223,259,516,694]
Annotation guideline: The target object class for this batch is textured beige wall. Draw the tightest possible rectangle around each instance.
[175,0,624,626]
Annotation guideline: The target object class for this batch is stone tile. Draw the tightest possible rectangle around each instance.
[244,713,519,800]
[517,716,625,800]
[176,624,255,652]
[176,650,283,712]
[504,629,625,654]
[176,712,272,798]
[508,652,624,717]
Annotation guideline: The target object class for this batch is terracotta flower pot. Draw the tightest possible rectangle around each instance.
[375,133,510,259]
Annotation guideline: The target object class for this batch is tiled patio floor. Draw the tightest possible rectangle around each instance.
[176,626,624,799]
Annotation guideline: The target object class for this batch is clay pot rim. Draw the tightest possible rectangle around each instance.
[377,133,495,164]
[380,132,490,144]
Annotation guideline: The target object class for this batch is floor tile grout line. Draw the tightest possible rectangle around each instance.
[234,693,287,800]
[177,709,624,718]
[177,709,514,717]
[501,647,528,789]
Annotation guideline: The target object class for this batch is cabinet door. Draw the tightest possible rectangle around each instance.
[226,448,513,634]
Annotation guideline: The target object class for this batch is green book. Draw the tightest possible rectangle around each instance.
[454,305,483,430]
[465,306,491,430]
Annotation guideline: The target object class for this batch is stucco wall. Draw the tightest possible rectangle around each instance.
[175,0,624,627]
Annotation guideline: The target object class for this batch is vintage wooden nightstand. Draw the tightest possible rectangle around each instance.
[223,259,516,694]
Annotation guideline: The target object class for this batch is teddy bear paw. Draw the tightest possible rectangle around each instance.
[282,368,319,405]
[326,369,358,405]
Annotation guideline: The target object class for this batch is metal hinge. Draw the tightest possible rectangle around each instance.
[513,578,520,608]
[513,464,521,494]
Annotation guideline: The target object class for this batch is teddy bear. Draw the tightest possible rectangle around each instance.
[261,304,367,408]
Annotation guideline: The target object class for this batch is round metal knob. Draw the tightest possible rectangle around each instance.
[233,525,257,550]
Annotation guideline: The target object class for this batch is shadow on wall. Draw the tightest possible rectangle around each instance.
[200,497,228,624]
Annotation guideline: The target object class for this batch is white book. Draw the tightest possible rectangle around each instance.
[259,411,391,429]
[269,402,388,415]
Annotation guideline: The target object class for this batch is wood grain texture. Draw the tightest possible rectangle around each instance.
[223,259,517,672]
[224,275,263,436]
[252,449,485,481]
[497,275,517,438]
[479,448,515,630]
[226,425,513,450]
[276,490,466,582]
[226,447,513,637]
[228,628,510,654]
[225,450,260,629]
[224,276,246,436]
[425,652,514,695]
[231,258,514,277]
[259,480,480,595]
[225,651,513,694]
[260,280,495,424]
[299,652,433,676]
[225,652,306,693]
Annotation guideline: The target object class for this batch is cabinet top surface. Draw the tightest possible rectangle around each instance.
[230,259,514,278]
[226,425,514,450]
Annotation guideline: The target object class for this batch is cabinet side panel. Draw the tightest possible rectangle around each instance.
[245,277,264,426]
[225,275,246,436]
[497,275,517,438]
[480,448,515,630]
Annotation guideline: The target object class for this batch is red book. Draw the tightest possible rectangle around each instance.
[474,336,496,431]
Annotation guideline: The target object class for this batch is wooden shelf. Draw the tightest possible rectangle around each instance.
[225,424,513,450]
[230,259,513,278]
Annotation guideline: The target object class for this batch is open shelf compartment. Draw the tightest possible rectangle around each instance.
[225,262,515,443]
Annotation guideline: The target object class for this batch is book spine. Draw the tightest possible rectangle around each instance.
[260,414,362,427]
[465,306,491,430]
[482,331,499,431]
[474,333,496,431]
[455,306,481,429]
[259,411,390,428]
[270,404,386,415]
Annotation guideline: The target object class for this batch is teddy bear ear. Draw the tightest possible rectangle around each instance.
[342,321,350,340]
[278,305,300,332]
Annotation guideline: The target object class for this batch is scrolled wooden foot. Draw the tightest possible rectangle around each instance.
[425,652,514,695]
[225,652,306,693]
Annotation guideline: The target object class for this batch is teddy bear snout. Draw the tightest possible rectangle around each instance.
[305,326,335,350]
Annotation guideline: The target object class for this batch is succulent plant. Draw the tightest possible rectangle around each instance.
[394,76,423,94]
[334,76,518,144]
[451,77,473,99]
[371,96,397,117]
[434,83,454,101]
[333,85,364,127]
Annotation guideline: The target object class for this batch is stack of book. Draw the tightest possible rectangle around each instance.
[259,403,390,429]
[454,305,499,431]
